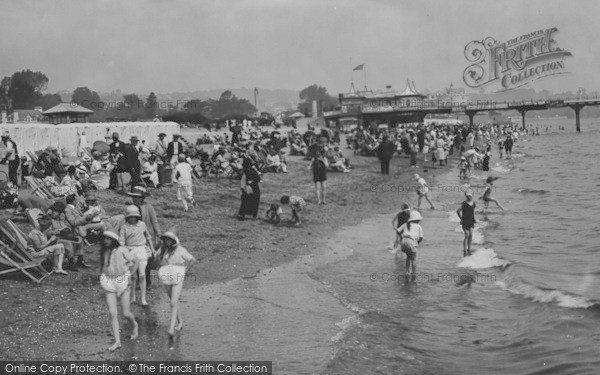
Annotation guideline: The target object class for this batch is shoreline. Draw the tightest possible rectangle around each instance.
[0,144,455,361]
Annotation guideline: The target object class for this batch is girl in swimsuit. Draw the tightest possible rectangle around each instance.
[457,190,476,256]
[480,176,505,212]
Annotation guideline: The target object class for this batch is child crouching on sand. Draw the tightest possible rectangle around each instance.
[280,195,306,225]
[396,211,423,278]
[265,203,283,224]
[99,229,138,352]
[157,229,196,342]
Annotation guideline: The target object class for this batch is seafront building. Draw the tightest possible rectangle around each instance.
[325,80,466,127]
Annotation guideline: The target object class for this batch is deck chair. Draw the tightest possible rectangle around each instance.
[0,223,52,283]
[26,208,44,229]
[0,242,51,283]
[26,151,39,164]
[24,176,54,200]
[24,176,69,201]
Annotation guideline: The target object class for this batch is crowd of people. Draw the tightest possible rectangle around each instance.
[0,116,526,349]
[380,121,519,280]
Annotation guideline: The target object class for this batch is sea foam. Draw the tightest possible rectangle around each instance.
[496,280,596,309]
[457,248,511,269]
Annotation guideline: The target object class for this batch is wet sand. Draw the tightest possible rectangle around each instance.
[0,136,454,365]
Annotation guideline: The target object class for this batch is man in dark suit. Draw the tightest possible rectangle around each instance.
[124,136,141,191]
[166,134,184,165]
[0,131,20,186]
[109,132,127,189]
[377,135,396,175]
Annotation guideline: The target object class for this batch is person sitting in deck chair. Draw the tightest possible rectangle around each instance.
[265,148,287,173]
[141,154,160,188]
[64,194,105,239]
[27,214,68,275]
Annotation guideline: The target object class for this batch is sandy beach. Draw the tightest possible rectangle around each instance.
[0,134,453,366]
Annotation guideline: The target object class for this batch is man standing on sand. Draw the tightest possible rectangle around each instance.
[151,133,168,184]
[1,132,20,186]
[109,132,127,190]
[124,136,142,192]
[166,134,184,182]
[376,135,395,175]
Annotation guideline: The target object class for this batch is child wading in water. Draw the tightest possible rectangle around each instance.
[280,195,306,225]
[119,205,155,306]
[99,229,138,351]
[414,174,435,210]
[456,189,476,257]
[480,176,505,212]
[396,211,423,278]
[175,154,200,212]
[391,203,411,251]
[458,156,469,179]
[157,229,196,343]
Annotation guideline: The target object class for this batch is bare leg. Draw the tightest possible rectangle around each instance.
[462,229,469,256]
[492,199,505,211]
[425,194,435,209]
[465,228,473,256]
[314,183,321,204]
[105,292,121,351]
[321,181,327,204]
[182,194,189,212]
[130,264,139,303]
[417,195,422,210]
[138,262,148,306]
[168,282,184,335]
[120,287,138,340]
[53,253,66,273]
[405,255,411,275]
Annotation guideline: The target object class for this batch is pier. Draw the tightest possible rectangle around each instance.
[334,82,600,132]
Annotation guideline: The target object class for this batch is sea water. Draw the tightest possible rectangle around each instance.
[317,125,600,374]
[132,121,600,374]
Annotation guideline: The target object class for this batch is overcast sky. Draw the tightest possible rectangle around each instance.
[1,0,599,95]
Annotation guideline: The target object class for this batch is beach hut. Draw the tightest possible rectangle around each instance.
[42,103,94,125]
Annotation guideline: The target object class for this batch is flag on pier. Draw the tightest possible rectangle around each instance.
[353,64,364,71]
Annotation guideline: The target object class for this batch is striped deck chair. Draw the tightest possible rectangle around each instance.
[24,176,70,201]
[24,176,54,200]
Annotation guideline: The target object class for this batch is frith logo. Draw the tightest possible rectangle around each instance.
[463,28,572,91]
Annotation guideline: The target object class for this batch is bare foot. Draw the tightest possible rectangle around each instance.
[108,342,121,352]
[131,321,139,340]
[175,322,183,331]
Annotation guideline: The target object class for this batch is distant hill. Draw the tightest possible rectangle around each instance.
[56,88,300,114]
[157,88,300,113]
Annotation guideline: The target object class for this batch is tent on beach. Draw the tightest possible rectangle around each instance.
[0,121,180,157]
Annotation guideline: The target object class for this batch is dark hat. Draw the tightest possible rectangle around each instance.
[158,133,166,137]
[486,176,499,183]
[130,136,139,142]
